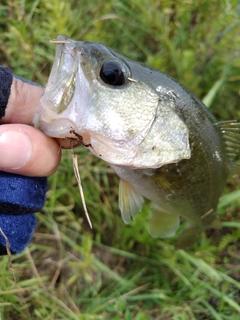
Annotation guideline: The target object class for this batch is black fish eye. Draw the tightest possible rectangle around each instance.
[100,60,127,86]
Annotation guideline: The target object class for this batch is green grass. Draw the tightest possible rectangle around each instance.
[0,0,240,319]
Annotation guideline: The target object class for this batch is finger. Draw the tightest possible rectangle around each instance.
[0,78,44,125]
[0,124,61,176]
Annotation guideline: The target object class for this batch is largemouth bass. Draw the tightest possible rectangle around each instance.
[32,35,240,248]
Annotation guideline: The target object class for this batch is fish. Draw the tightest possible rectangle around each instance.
[32,35,240,248]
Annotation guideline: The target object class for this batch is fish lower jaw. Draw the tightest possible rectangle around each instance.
[37,118,81,139]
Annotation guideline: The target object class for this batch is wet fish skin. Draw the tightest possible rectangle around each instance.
[32,35,240,247]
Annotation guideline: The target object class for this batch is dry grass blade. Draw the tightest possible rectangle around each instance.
[0,227,16,283]
[71,149,92,229]
[50,39,70,44]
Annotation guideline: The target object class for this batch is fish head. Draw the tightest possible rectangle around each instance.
[32,35,190,168]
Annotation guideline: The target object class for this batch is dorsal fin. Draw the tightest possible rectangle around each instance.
[215,121,240,173]
[118,179,144,224]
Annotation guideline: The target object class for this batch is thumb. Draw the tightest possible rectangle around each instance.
[0,124,61,176]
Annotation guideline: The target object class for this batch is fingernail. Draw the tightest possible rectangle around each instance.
[0,130,32,169]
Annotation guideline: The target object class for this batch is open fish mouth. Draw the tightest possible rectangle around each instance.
[32,35,90,139]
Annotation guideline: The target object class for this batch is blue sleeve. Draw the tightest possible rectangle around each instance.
[0,66,48,255]
[0,67,12,118]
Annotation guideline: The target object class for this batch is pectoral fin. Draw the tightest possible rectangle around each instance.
[148,205,179,238]
[119,179,144,224]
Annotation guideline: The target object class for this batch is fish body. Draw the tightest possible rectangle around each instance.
[32,35,240,247]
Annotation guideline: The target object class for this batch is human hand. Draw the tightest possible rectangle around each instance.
[0,70,62,255]
[0,77,61,176]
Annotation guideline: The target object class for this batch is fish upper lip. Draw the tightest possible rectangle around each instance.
[43,36,80,115]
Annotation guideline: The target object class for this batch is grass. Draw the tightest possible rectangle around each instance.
[0,0,240,319]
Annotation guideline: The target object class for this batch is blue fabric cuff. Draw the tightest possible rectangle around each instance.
[0,172,47,214]
[0,213,37,254]
[0,172,48,255]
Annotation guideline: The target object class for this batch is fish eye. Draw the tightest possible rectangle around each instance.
[100,60,127,86]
